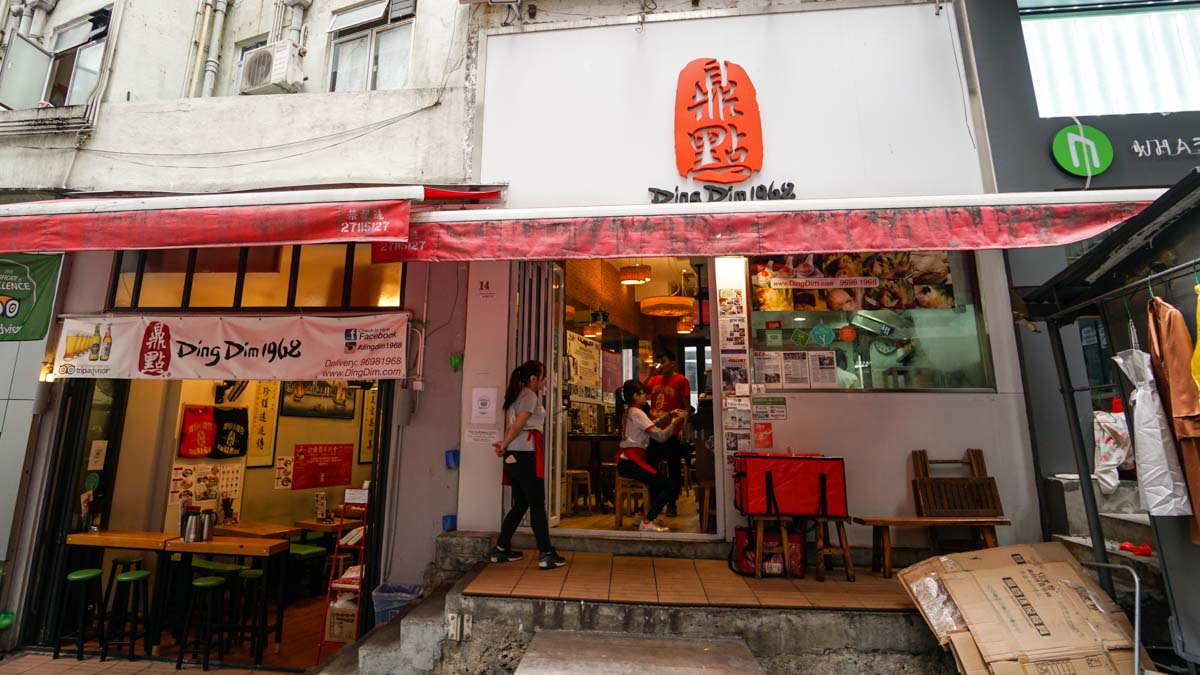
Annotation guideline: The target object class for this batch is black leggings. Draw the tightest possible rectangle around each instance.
[498,451,553,553]
[617,459,678,522]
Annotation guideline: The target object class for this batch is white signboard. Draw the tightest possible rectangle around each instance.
[53,314,409,380]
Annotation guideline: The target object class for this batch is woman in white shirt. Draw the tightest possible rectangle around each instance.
[615,379,686,532]
[490,360,566,569]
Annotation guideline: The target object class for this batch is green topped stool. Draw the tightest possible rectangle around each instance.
[101,569,150,662]
[288,543,327,598]
[233,568,271,661]
[102,555,142,613]
[176,576,227,671]
[53,568,104,660]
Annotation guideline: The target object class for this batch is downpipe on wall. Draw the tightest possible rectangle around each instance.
[200,0,229,97]
[189,0,214,97]
[284,0,310,46]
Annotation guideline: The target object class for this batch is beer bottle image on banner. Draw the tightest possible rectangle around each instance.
[100,324,112,362]
[89,324,101,361]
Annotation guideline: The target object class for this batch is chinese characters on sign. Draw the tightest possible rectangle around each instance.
[675,58,763,183]
[248,381,280,468]
[292,443,354,490]
[1130,136,1200,159]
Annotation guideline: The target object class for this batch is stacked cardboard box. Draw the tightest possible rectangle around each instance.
[898,542,1150,674]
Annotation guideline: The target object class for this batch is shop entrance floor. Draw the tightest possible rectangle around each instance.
[462,550,913,610]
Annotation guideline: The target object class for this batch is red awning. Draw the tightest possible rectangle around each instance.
[376,190,1159,262]
[0,186,500,253]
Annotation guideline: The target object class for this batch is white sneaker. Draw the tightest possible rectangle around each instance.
[639,520,669,532]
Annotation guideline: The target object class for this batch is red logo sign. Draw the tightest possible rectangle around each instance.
[839,326,858,343]
[675,58,763,184]
[139,321,171,376]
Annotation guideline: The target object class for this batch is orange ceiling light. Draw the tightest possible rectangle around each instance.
[675,317,695,334]
[619,264,652,285]
[639,296,695,317]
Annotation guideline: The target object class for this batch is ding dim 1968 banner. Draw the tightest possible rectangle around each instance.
[53,313,409,380]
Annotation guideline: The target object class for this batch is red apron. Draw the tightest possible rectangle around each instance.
[616,446,657,474]
[501,430,544,485]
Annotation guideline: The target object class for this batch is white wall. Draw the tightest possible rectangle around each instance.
[480,3,983,207]
[0,0,472,192]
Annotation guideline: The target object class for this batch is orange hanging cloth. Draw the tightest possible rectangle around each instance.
[1147,297,1200,543]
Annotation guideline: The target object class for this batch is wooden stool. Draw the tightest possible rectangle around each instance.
[614,477,650,529]
[696,480,717,533]
[751,516,792,579]
[565,470,593,515]
[812,516,855,582]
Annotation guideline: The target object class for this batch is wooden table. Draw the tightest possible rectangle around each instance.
[65,531,180,654]
[294,518,361,534]
[212,520,301,540]
[166,536,289,664]
[853,516,1012,578]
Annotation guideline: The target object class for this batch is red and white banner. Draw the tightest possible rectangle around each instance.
[375,199,1152,262]
[53,313,408,380]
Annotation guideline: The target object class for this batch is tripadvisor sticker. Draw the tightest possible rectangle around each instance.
[0,254,61,342]
[1051,124,1113,178]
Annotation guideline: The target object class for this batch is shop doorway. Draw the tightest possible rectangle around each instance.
[21,377,394,671]
[512,257,718,539]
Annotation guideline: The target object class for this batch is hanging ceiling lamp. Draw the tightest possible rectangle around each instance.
[640,268,696,317]
[583,321,602,338]
[675,317,695,335]
[619,262,652,285]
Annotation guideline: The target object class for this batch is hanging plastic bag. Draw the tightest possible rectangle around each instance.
[1092,409,1131,495]
[1113,349,1194,517]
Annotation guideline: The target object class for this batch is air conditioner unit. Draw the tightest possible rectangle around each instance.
[238,41,304,95]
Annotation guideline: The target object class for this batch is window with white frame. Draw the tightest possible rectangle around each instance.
[328,1,413,93]
[0,8,110,111]
[1020,3,1200,117]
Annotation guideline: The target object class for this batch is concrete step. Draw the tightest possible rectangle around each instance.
[357,583,450,675]
[514,631,762,674]
[1100,512,1154,546]
[440,568,955,674]
[1053,534,1162,591]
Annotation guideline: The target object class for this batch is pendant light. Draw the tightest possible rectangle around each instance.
[640,267,696,317]
[675,317,695,334]
[619,259,652,285]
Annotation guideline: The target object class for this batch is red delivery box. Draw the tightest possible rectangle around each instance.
[733,452,847,517]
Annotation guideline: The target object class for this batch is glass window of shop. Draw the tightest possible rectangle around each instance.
[748,252,994,391]
[108,244,403,311]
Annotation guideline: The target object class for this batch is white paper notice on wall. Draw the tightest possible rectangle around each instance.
[87,440,108,471]
[465,428,500,446]
[471,387,498,425]
[344,488,369,505]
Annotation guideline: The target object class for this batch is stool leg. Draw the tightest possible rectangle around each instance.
[615,480,624,529]
[754,519,765,579]
[982,526,998,548]
[780,520,792,579]
[837,522,856,582]
[881,527,893,579]
[871,527,881,573]
[814,521,827,582]
[75,582,89,660]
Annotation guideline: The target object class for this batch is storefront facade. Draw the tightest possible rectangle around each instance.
[454,2,1052,547]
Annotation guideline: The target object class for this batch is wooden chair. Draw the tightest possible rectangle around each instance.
[696,480,717,533]
[614,477,650,529]
[565,470,593,515]
[911,449,1002,553]
[812,516,855,582]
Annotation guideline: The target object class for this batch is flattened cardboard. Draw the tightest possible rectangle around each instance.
[948,631,989,675]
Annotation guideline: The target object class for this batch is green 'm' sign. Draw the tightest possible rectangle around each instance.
[1051,124,1113,178]
[0,254,61,341]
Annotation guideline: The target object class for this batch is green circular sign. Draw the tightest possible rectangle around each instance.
[811,324,835,347]
[84,472,100,491]
[1051,124,1113,178]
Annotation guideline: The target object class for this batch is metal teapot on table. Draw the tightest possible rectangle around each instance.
[182,509,216,542]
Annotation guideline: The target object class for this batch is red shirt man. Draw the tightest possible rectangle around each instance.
[645,353,690,436]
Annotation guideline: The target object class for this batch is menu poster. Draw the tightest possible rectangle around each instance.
[719,318,747,350]
[292,443,354,490]
[750,252,955,312]
[717,287,746,317]
[247,381,279,468]
[359,388,378,464]
[753,422,774,449]
[810,351,838,387]
[601,348,622,400]
[722,409,751,430]
[720,355,749,396]
[169,462,224,506]
[724,430,751,454]
[752,397,787,421]
[274,456,293,490]
[781,351,811,388]
[753,351,782,388]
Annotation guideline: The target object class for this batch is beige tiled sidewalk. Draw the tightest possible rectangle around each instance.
[0,652,258,674]
[464,551,913,610]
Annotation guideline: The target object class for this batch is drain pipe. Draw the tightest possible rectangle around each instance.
[284,0,310,45]
[17,1,32,36]
[200,0,229,97]
[25,0,54,42]
[180,0,207,97]
[189,0,213,97]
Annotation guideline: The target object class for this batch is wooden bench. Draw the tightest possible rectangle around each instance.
[852,516,1011,578]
